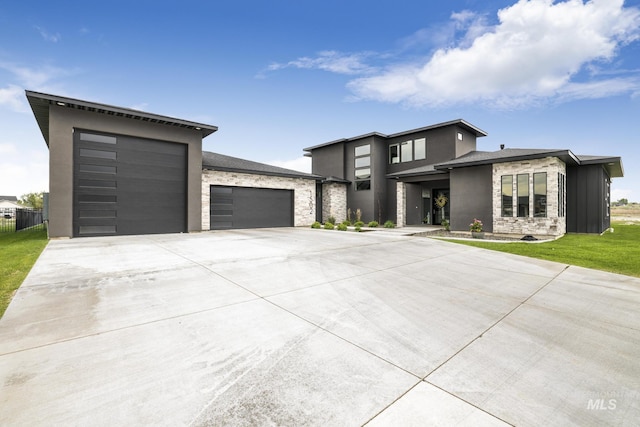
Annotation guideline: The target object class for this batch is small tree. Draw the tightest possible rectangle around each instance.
[19,192,44,209]
[617,198,629,206]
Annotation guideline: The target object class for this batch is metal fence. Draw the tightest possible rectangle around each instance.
[0,207,46,233]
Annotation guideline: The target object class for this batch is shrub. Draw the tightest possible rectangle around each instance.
[368,220,378,227]
[346,209,352,225]
[469,218,483,232]
[324,222,335,230]
[327,215,336,225]
[341,220,351,227]
[355,208,362,223]
[355,225,362,232]
[337,223,348,231]
[311,221,321,229]
[441,219,450,231]
[383,220,396,228]
[354,221,364,227]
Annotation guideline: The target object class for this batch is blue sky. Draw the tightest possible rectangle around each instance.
[1,0,639,201]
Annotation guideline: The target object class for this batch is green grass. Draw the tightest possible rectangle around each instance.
[0,228,48,318]
[444,223,640,278]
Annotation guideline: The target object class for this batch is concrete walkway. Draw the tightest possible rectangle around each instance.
[1,228,638,426]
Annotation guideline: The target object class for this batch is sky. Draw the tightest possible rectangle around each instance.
[1,0,639,201]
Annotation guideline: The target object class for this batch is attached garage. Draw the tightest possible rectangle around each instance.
[73,130,188,236]
[210,186,293,230]
[27,90,217,238]
[202,152,319,230]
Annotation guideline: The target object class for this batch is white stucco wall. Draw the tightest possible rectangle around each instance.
[493,157,567,236]
[201,170,316,230]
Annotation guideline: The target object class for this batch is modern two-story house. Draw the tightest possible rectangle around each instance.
[305,120,623,236]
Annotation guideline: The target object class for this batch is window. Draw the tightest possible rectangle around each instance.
[558,173,566,217]
[414,138,426,160]
[517,174,529,217]
[501,175,513,217]
[400,140,413,162]
[355,145,370,156]
[389,144,399,164]
[534,172,547,217]
[355,156,370,168]
[457,132,463,141]
[355,168,370,179]
[355,144,371,191]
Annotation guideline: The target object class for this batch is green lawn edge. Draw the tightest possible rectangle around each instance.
[0,228,49,318]
[440,223,640,278]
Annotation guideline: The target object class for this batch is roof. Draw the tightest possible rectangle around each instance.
[434,148,581,169]
[26,90,218,146]
[202,151,322,180]
[303,119,487,152]
[388,148,624,179]
[0,196,18,202]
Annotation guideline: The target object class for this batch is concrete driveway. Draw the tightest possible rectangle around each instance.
[0,228,638,426]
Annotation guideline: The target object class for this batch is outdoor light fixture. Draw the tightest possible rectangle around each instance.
[56,101,66,106]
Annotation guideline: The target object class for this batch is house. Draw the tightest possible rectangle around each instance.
[0,196,21,218]
[304,120,623,236]
[26,91,319,238]
[28,90,623,238]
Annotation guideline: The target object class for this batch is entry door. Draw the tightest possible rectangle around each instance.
[433,189,450,225]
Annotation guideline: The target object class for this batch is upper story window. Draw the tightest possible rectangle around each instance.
[457,132,463,141]
[389,138,426,164]
[414,138,426,160]
[400,141,413,162]
[389,144,399,164]
[354,144,371,191]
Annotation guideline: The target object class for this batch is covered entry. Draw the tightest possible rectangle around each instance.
[73,130,187,237]
[210,186,293,230]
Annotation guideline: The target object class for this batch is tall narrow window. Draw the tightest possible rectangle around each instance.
[501,175,513,217]
[355,144,371,191]
[389,144,399,164]
[534,172,547,217]
[558,173,566,217]
[414,138,426,160]
[400,140,413,162]
[517,174,529,217]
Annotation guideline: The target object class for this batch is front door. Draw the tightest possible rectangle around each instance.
[433,189,450,225]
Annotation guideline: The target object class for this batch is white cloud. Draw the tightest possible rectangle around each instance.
[261,50,378,77]
[35,26,61,43]
[611,187,634,202]
[0,85,27,112]
[348,0,640,108]
[266,156,312,174]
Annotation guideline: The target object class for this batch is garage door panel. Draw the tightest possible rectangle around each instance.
[74,130,187,237]
[210,186,293,230]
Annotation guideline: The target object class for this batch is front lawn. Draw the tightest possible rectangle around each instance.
[444,223,640,278]
[0,228,48,318]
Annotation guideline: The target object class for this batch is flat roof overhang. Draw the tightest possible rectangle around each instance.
[26,90,218,146]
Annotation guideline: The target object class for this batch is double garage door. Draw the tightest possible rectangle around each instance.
[73,130,187,237]
[210,186,293,230]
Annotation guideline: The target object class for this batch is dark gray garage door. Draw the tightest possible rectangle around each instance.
[73,130,187,237]
[210,186,293,230]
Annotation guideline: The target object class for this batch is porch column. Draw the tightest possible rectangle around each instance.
[396,181,406,227]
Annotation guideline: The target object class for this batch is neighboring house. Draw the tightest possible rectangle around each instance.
[0,196,21,218]
[304,120,623,236]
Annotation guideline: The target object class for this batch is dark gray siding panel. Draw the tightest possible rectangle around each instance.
[210,186,293,230]
[567,165,610,233]
[449,165,493,232]
[73,131,187,237]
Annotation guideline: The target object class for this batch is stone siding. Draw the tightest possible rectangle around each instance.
[493,157,566,236]
[322,183,347,223]
[396,181,406,227]
[201,170,316,230]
